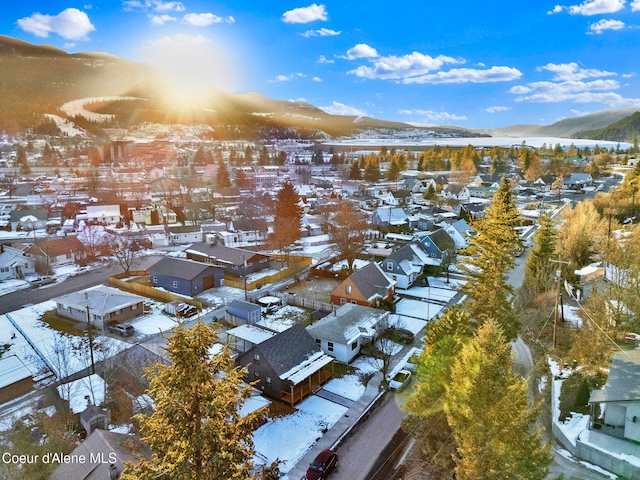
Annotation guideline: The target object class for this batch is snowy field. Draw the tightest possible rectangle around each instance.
[257,305,307,333]
[389,314,427,336]
[253,395,348,474]
[322,374,366,402]
[0,278,30,296]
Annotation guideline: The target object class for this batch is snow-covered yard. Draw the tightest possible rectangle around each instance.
[395,298,443,321]
[253,395,348,474]
[0,278,30,296]
[57,374,105,414]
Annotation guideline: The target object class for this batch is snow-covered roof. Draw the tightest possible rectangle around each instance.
[57,374,105,414]
[228,324,276,345]
[280,351,334,385]
[54,285,145,316]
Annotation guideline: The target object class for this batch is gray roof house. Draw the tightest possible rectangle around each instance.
[186,242,270,276]
[307,303,389,363]
[371,207,408,228]
[236,325,333,406]
[441,218,476,250]
[55,285,145,329]
[149,256,224,296]
[380,242,431,289]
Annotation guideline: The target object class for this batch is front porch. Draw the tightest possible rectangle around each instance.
[281,367,332,407]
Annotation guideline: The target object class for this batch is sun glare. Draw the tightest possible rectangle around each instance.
[140,33,239,103]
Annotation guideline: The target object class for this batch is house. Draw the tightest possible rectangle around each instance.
[236,325,333,406]
[307,303,389,363]
[227,323,276,353]
[564,172,593,190]
[414,228,456,266]
[371,207,408,228]
[330,261,396,307]
[149,257,224,296]
[582,349,640,478]
[166,225,203,245]
[534,175,557,192]
[441,184,471,202]
[382,190,412,206]
[0,245,35,280]
[218,218,269,247]
[456,202,487,220]
[0,355,34,404]
[411,178,437,194]
[225,299,262,326]
[441,218,476,250]
[381,242,431,289]
[9,208,48,231]
[186,242,271,276]
[50,428,150,480]
[86,204,122,225]
[55,285,145,329]
[25,236,87,268]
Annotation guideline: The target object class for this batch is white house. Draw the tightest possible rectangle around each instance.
[441,218,476,250]
[306,303,389,363]
[0,245,35,280]
[86,205,122,225]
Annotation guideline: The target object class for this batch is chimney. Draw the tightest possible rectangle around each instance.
[109,463,119,480]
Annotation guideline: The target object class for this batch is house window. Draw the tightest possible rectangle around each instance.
[346,285,352,294]
[315,339,321,344]
[260,258,268,263]
[254,354,260,365]
[351,341,358,351]
[132,304,138,310]
[254,371,260,381]
[173,281,178,288]
[340,298,346,305]
[247,262,253,267]
[152,276,158,284]
[328,342,334,352]
[266,376,272,386]
[351,300,357,304]
[387,262,393,271]
[232,265,238,270]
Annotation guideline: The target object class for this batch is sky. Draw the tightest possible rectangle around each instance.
[2,0,640,129]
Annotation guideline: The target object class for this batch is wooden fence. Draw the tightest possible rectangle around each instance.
[109,271,203,309]
[224,256,313,291]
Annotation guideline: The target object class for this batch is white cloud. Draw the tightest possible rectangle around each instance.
[182,13,235,26]
[402,66,522,85]
[269,73,306,83]
[143,33,210,49]
[282,4,327,24]
[588,18,625,33]
[319,102,367,116]
[64,42,77,49]
[399,109,467,122]
[342,43,379,60]
[633,0,640,10]
[486,106,511,113]
[554,0,626,15]
[536,62,617,81]
[301,28,340,37]
[349,52,462,80]
[123,0,185,12]
[312,76,322,82]
[17,8,96,41]
[150,14,177,25]
[317,55,334,64]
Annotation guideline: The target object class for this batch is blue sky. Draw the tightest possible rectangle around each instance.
[3,1,640,128]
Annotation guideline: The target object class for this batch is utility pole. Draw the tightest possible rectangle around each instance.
[86,305,96,375]
[550,256,571,348]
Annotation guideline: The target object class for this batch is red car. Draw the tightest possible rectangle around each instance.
[305,449,338,480]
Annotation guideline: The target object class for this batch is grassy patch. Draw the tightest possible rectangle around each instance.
[41,310,86,337]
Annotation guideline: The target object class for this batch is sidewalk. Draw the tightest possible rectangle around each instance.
[286,371,385,480]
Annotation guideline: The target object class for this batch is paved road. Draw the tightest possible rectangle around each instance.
[0,255,164,315]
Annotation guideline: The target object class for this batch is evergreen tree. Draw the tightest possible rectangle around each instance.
[363,161,380,183]
[386,157,401,183]
[273,180,303,250]
[423,183,437,205]
[122,322,265,480]
[215,156,232,188]
[444,320,550,480]
[348,161,361,180]
[524,213,558,295]
[461,178,521,339]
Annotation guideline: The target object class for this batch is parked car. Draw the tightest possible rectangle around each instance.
[29,276,56,287]
[108,323,135,337]
[305,449,338,480]
[389,369,412,391]
[404,350,423,372]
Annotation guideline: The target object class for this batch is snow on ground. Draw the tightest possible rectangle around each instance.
[129,312,179,335]
[322,374,366,402]
[560,304,583,328]
[375,338,404,356]
[427,276,466,290]
[330,259,370,272]
[59,96,144,122]
[0,278,30,296]
[396,298,443,321]
[389,314,427,335]
[257,306,307,332]
[1,301,130,378]
[196,291,226,308]
[350,356,383,375]
[57,374,105,414]
[253,395,348,473]
[43,113,88,137]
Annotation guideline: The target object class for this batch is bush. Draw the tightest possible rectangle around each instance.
[558,371,606,422]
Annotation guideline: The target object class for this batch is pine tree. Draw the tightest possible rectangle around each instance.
[461,177,521,338]
[444,320,550,480]
[348,161,361,180]
[122,322,264,480]
[273,180,303,250]
[215,156,231,188]
[386,157,401,183]
[524,213,558,295]
[363,160,380,183]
